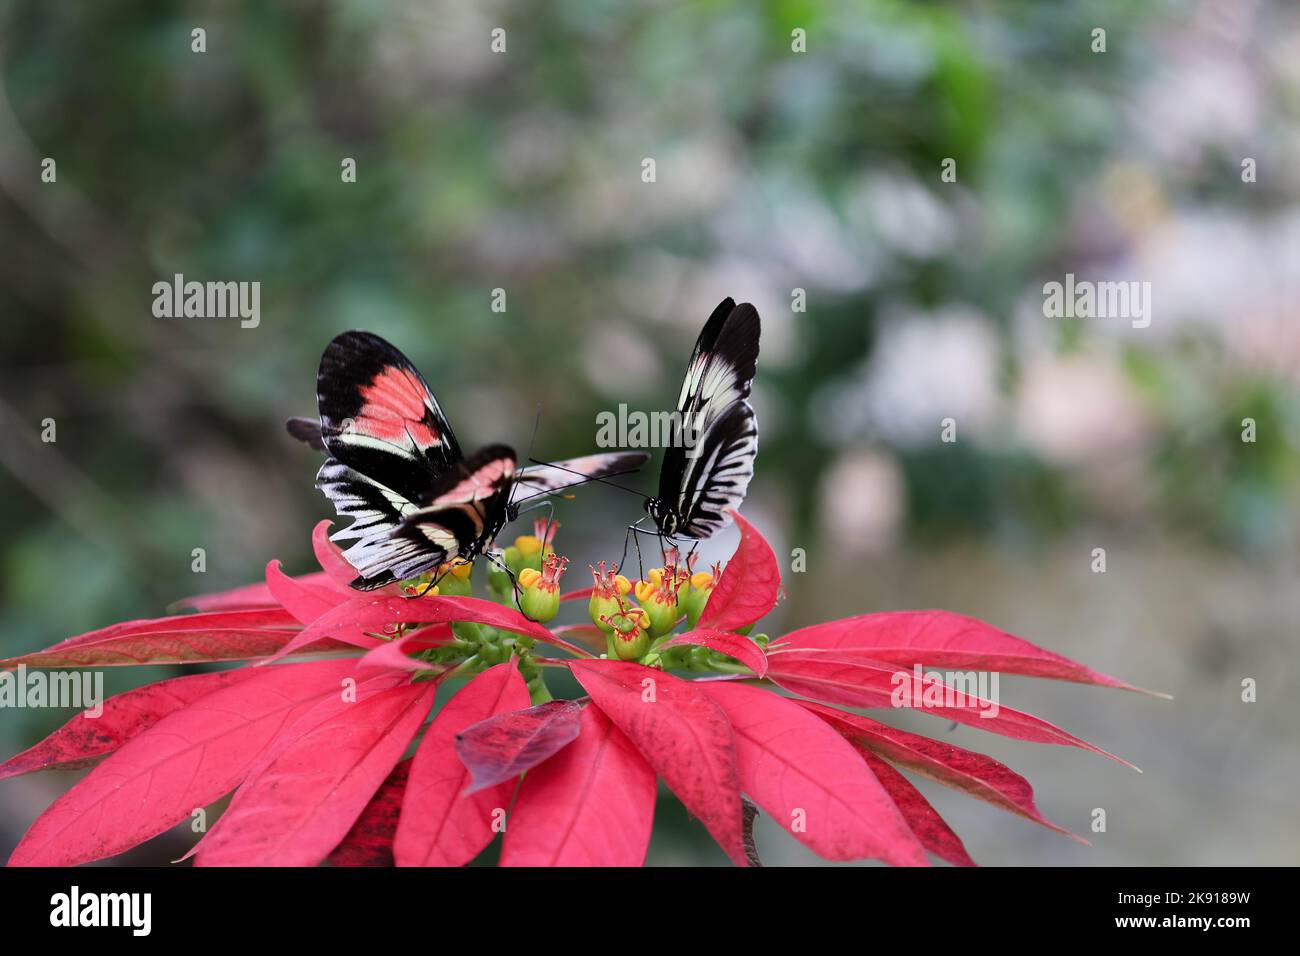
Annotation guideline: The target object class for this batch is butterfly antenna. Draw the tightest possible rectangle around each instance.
[510,465,644,507]
[508,403,546,511]
[527,403,543,460]
[527,457,646,500]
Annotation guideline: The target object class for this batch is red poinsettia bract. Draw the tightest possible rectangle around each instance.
[1,514,1157,867]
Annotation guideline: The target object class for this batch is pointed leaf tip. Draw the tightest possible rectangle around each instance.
[697,511,780,633]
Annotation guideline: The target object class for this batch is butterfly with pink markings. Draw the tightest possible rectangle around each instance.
[288,331,646,590]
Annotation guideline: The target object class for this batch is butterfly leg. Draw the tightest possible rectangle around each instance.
[411,561,455,599]
[485,550,532,620]
[619,518,643,579]
[626,524,671,582]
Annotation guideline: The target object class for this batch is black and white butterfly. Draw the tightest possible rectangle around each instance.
[288,330,647,590]
[632,297,760,551]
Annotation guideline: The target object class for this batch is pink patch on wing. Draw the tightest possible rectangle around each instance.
[355,367,441,445]
[436,457,516,504]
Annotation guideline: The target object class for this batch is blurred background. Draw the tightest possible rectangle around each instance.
[2,0,1298,865]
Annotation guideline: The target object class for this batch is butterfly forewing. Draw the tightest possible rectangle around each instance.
[317,331,464,505]
[674,400,758,538]
[513,451,650,500]
[674,299,759,442]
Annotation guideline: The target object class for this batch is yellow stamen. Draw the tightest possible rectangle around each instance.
[515,534,543,557]
[518,567,542,589]
[690,571,714,590]
[440,558,473,580]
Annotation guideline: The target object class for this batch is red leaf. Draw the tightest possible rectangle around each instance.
[500,704,656,866]
[311,520,368,593]
[266,594,560,664]
[549,624,607,654]
[25,608,298,657]
[359,624,455,672]
[697,511,780,632]
[6,658,377,866]
[559,586,594,603]
[798,701,1083,841]
[659,629,769,677]
[394,661,530,866]
[194,678,435,866]
[261,598,409,662]
[328,760,411,867]
[456,700,582,794]
[265,560,345,625]
[174,573,337,612]
[856,749,975,867]
[696,681,928,865]
[766,650,1135,767]
[0,609,339,668]
[407,595,562,645]
[0,670,258,780]
[50,608,300,646]
[776,610,1163,696]
[569,660,748,866]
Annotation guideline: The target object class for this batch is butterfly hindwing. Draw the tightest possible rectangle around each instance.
[673,399,757,539]
[327,445,517,590]
[315,456,428,588]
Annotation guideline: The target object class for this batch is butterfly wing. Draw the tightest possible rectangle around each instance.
[513,451,649,500]
[285,416,327,452]
[673,298,759,438]
[331,446,517,590]
[317,331,464,506]
[670,399,758,539]
[657,299,760,536]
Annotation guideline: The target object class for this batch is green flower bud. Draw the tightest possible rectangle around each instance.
[516,554,568,623]
[588,562,633,635]
[682,568,718,628]
[604,608,651,661]
[635,575,681,639]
